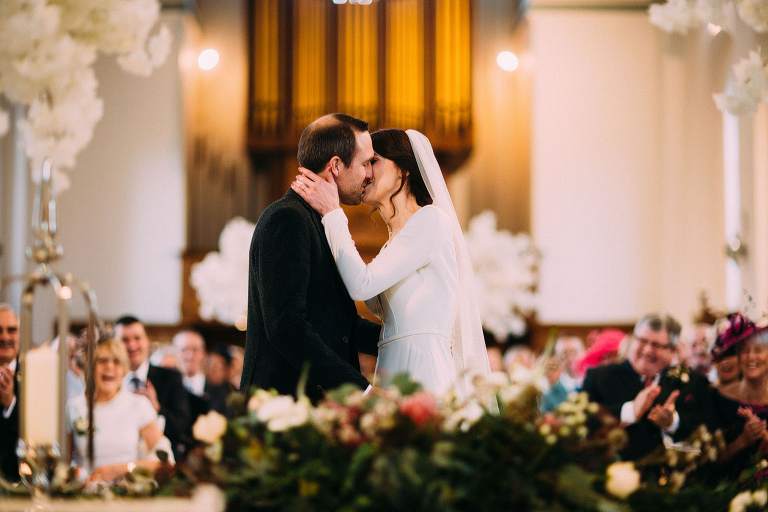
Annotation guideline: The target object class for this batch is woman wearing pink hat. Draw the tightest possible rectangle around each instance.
[712,313,768,474]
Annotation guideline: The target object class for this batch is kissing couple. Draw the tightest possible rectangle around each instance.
[240,113,490,402]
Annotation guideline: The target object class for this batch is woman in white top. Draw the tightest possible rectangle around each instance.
[67,338,171,482]
[292,128,490,397]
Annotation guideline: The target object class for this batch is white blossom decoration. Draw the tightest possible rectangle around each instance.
[191,217,255,329]
[648,0,768,115]
[648,0,701,34]
[0,0,172,193]
[714,51,768,115]
[464,211,539,340]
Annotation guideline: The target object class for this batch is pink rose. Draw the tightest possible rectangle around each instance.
[399,392,438,427]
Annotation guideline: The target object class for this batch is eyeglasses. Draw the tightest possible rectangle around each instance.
[634,336,673,352]
[0,326,18,335]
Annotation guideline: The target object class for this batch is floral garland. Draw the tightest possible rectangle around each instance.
[0,0,171,193]
[173,367,764,512]
[648,0,768,116]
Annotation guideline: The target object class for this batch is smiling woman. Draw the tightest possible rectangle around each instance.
[712,314,768,474]
[66,339,173,483]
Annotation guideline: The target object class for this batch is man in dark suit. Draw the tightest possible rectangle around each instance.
[582,313,713,460]
[0,304,20,481]
[115,316,190,460]
[241,113,380,402]
[173,330,230,420]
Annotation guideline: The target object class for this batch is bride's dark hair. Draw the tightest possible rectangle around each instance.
[371,129,433,214]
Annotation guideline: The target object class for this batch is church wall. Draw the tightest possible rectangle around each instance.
[529,8,727,325]
[55,11,191,324]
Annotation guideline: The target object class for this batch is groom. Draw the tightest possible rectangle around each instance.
[240,113,380,402]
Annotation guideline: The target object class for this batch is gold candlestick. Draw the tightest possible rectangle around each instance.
[1,160,102,493]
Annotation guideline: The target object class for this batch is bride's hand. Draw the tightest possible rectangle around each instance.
[291,167,341,216]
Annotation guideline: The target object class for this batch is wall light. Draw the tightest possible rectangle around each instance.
[197,48,220,71]
[707,23,722,36]
[496,51,519,73]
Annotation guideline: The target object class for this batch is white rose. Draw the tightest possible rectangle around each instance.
[605,462,641,499]
[729,491,753,512]
[257,395,310,432]
[247,389,274,413]
[192,411,227,444]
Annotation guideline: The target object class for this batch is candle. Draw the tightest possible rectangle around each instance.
[23,345,59,446]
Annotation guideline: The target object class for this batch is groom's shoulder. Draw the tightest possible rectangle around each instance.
[258,195,311,228]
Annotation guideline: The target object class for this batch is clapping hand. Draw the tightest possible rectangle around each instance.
[631,384,661,421]
[0,366,14,409]
[648,390,680,429]
[738,407,767,446]
[291,167,340,216]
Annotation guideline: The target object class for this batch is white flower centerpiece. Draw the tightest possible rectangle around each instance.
[464,210,540,341]
[0,0,172,192]
[648,0,768,116]
[191,217,255,329]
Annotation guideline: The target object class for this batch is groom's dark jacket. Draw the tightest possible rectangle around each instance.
[241,190,380,402]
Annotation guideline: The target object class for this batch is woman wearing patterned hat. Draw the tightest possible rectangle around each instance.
[712,313,768,474]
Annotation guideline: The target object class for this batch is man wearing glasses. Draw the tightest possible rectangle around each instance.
[582,313,713,459]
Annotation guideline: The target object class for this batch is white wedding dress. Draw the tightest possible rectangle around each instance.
[322,205,459,396]
[320,130,490,397]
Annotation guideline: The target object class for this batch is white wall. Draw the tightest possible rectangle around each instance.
[55,11,191,324]
[530,9,727,324]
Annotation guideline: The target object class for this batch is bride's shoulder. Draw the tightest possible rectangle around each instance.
[408,205,453,238]
[414,204,450,223]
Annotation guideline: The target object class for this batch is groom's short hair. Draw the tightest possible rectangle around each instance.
[297,113,368,173]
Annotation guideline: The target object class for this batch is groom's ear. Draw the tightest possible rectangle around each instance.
[328,156,341,178]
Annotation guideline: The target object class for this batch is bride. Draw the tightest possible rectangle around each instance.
[291,128,490,397]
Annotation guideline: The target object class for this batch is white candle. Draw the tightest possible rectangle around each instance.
[23,346,59,446]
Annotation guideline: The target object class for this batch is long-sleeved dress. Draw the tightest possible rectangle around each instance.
[321,205,459,396]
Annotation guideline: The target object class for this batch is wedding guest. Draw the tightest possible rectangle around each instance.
[710,314,768,475]
[115,315,190,460]
[714,354,741,387]
[228,345,244,390]
[582,314,713,460]
[150,344,179,370]
[206,344,232,388]
[503,344,536,372]
[173,330,229,417]
[541,336,585,412]
[0,304,20,481]
[574,329,625,379]
[711,322,741,387]
[679,324,715,378]
[67,338,173,482]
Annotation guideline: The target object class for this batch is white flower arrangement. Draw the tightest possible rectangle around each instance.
[192,410,227,444]
[714,50,768,115]
[464,210,539,340]
[0,0,171,193]
[253,394,311,432]
[604,461,641,499]
[190,217,255,328]
[648,0,768,116]
[729,489,768,512]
